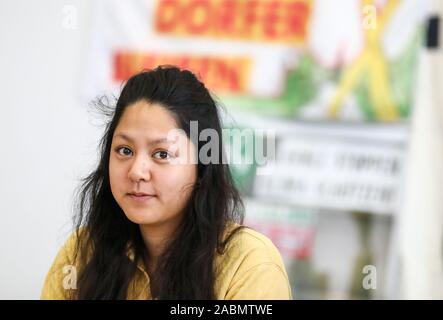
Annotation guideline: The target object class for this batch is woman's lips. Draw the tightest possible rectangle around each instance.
[127,193,156,203]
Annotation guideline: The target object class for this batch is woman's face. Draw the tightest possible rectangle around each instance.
[109,100,197,231]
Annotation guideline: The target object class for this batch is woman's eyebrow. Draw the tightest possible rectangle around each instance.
[113,133,170,146]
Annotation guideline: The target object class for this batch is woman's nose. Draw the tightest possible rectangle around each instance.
[128,156,152,182]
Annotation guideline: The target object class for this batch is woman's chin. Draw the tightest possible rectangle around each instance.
[124,210,160,225]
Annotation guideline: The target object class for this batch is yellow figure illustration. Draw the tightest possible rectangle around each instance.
[328,0,399,121]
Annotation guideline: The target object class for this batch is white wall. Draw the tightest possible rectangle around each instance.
[0,0,100,299]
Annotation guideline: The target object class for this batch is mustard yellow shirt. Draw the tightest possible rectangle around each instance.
[41,224,292,300]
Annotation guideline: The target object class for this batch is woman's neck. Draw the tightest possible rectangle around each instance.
[138,224,172,272]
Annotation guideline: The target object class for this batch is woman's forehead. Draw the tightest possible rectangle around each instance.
[116,101,179,133]
[113,132,171,145]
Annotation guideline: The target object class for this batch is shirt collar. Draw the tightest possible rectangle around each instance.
[126,244,150,278]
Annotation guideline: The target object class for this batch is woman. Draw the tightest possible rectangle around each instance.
[41,66,292,299]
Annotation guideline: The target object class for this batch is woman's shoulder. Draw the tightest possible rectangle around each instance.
[215,223,292,299]
[219,223,287,273]
[40,228,89,300]
[58,227,90,260]
[51,228,88,262]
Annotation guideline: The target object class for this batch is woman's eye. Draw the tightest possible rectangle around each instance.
[153,150,171,160]
[117,147,132,156]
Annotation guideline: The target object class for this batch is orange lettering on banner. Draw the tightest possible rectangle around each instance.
[263,1,279,40]
[217,0,237,36]
[185,0,211,34]
[154,0,311,43]
[285,1,309,38]
[113,51,251,94]
[155,0,180,32]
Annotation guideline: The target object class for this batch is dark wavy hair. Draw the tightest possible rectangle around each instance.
[72,65,245,299]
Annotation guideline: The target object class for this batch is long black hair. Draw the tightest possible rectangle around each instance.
[73,65,245,299]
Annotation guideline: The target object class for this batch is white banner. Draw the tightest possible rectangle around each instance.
[253,134,404,214]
